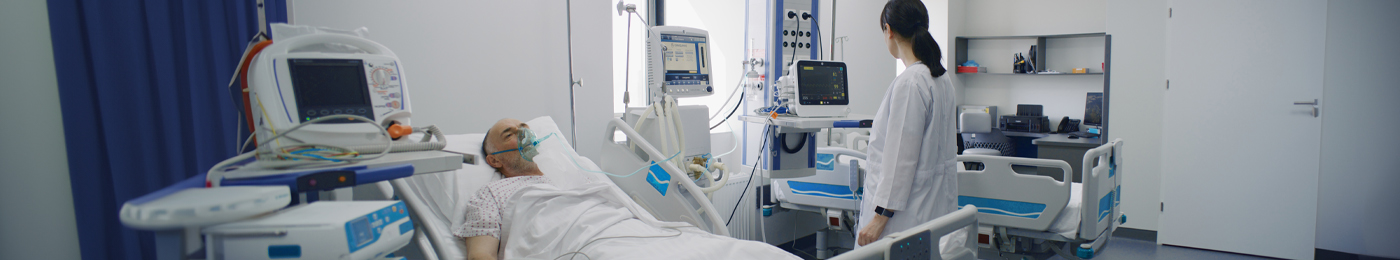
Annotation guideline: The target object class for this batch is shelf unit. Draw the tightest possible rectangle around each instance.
[953,32,1112,139]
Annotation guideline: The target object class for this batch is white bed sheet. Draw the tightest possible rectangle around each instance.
[400,116,649,259]
[1046,183,1083,239]
[501,182,798,260]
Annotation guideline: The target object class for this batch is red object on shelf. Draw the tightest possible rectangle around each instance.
[956,66,979,73]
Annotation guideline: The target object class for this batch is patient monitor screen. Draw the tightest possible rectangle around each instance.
[288,59,374,123]
[796,61,849,105]
[661,34,710,85]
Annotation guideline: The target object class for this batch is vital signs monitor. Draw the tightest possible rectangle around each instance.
[789,60,850,117]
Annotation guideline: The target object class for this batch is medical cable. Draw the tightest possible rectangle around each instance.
[712,119,741,159]
[789,218,819,259]
[789,12,802,68]
[207,114,393,187]
[710,95,743,130]
[758,200,769,243]
[726,123,772,226]
[806,11,823,60]
[708,77,748,121]
[555,227,684,260]
[779,133,809,154]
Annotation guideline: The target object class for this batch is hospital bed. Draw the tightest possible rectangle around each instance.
[381,116,732,260]
[957,138,1125,260]
[383,116,982,259]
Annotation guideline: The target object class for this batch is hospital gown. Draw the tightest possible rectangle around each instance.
[453,175,551,239]
[859,62,966,251]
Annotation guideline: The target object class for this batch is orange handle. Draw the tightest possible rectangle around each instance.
[387,124,413,139]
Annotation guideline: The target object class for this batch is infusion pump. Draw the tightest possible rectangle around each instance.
[245,33,412,148]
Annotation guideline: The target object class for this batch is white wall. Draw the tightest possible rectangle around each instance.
[829,0,898,116]
[1104,0,1166,232]
[290,0,614,159]
[0,0,83,258]
[954,0,1107,129]
[1315,0,1400,257]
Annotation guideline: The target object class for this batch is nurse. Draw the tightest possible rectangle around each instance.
[856,0,963,249]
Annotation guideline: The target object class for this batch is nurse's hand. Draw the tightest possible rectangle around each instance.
[857,214,889,246]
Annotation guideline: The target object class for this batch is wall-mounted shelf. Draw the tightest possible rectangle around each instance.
[952,32,1113,139]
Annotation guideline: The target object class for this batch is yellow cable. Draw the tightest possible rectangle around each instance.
[252,92,283,153]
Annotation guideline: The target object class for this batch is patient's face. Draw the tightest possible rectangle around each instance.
[487,118,539,176]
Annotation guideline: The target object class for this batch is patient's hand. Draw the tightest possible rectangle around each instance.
[465,235,500,260]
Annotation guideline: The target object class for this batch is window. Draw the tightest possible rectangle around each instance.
[613,0,745,133]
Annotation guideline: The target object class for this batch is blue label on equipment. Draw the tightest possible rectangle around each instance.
[816,153,835,171]
[344,201,410,253]
[268,245,301,258]
[647,163,671,196]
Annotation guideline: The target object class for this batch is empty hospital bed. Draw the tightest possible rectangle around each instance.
[957,138,1125,260]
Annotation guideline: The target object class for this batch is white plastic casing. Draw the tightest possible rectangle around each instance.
[203,201,414,260]
[246,33,412,149]
[786,60,850,118]
[119,186,292,230]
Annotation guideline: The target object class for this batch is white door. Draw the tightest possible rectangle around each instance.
[1160,1,1325,259]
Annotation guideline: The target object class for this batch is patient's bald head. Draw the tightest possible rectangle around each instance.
[482,118,542,178]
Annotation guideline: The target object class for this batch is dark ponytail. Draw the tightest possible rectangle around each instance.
[881,0,947,77]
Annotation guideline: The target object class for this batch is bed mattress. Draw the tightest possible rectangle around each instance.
[1047,183,1083,239]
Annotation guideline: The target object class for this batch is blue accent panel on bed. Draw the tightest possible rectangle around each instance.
[787,181,855,200]
[816,153,835,171]
[1108,159,1116,177]
[647,163,671,196]
[958,196,1046,219]
[1098,190,1115,221]
[1115,185,1122,207]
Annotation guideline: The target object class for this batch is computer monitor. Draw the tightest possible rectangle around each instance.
[1084,92,1104,127]
[647,26,714,102]
[790,60,850,117]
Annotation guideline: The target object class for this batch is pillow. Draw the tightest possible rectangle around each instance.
[444,116,608,231]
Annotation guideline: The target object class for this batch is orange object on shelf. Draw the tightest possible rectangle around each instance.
[1072,68,1088,74]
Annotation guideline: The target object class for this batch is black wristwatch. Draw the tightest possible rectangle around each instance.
[874,206,896,218]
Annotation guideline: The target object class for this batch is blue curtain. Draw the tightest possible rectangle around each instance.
[47,0,286,259]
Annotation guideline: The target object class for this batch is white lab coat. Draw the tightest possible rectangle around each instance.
[857,62,964,251]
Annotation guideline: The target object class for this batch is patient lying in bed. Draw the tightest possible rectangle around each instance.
[455,118,797,260]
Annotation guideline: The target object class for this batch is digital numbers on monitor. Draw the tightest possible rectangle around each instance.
[797,62,849,105]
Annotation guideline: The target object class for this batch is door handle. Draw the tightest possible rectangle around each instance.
[1294,99,1318,117]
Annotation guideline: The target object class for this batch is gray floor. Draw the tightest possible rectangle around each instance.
[1039,237,1269,260]
[787,236,1274,260]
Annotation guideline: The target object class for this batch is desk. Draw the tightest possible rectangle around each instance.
[1001,131,1104,183]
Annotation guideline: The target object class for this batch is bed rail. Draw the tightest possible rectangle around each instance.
[831,205,980,260]
[1077,139,1123,241]
[956,155,1072,231]
[598,118,730,236]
